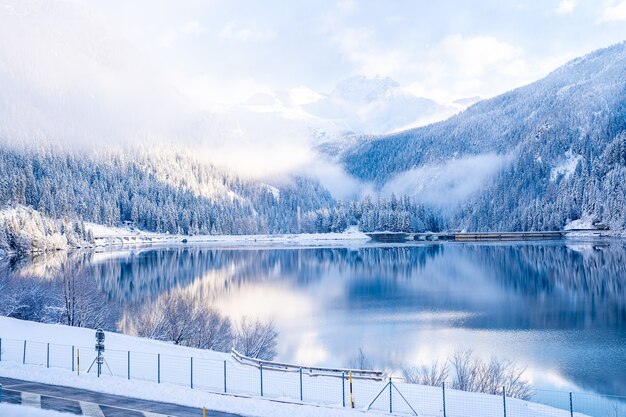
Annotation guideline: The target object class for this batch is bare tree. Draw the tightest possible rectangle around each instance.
[449,349,533,400]
[450,349,478,392]
[120,302,167,340]
[349,348,374,370]
[60,274,113,329]
[157,292,198,345]
[401,359,449,386]
[500,360,533,400]
[234,317,278,360]
[190,307,233,352]
[401,350,532,400]
[0,275,58,322]
[124,291,234,352]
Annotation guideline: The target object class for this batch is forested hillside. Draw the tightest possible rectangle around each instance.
[0,144,443,251]
[0,144,335,236]
[340,42,626,232]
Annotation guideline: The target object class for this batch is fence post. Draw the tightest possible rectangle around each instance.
[77,349,80,376]
[260,363,264,397]
[0,382,2,403]
[127,351,131,380]
[71,346,74,372]
[299,368,303,401]
[342,372,346,407]
[23,340,26,364]
[190,357,194,389]
[569,392,573,417]
[442,382,447,417]
[502,386,507,417]
[46,343,50,368]
[157,354,161,384]
[349,372,354,408]
[389,379,393,414]
[223,361,227,393]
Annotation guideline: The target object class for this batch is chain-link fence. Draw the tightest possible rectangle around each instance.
[0,337,624,417]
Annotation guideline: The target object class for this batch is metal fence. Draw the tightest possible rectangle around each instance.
[0,337,625,417]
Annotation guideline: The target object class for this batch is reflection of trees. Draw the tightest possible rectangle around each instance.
[4,241,624,330]
[343,245,443,280]
[5,250,69,279]
[79,245,443,303]
[464,241,626,328]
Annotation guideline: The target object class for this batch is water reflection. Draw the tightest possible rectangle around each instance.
[1,240,625,399]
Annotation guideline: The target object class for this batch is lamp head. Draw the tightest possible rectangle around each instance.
[95,329,105,343]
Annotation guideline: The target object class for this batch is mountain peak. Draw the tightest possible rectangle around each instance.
[330,75,401,102]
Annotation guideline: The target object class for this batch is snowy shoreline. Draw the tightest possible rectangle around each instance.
[86,222,624,252]
[86,223,374,250]
[2,215,624,261]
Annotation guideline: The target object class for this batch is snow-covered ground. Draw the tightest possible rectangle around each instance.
[562,217,622,237]
[0,404,74,417]
[0,317,584,417]
[86,223,372,249]
[564,216,595,231]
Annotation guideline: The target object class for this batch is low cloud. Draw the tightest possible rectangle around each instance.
[382,154,511,208]
[304,158,373,200]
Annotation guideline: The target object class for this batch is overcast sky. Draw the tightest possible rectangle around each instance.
[89,0,626,109]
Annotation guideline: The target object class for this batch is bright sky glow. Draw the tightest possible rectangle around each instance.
[91,0,626,106]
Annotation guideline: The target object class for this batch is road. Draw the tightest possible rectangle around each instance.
[0,376,244,417]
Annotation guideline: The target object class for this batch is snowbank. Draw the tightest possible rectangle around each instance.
[564,216,595,231]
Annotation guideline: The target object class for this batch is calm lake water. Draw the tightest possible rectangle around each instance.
[3,239,626,402]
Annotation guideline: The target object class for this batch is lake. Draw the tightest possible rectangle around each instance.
[2,239,625,405]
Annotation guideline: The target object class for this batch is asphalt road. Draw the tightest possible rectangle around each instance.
[0,376,244,417]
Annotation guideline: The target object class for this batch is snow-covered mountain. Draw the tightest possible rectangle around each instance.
[304,75,457,134]
[229,75,460,141]
[341,42,626,231]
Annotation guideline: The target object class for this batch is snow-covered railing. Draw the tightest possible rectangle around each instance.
[231,349,384,380]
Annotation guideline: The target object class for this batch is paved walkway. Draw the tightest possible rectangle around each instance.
[0,376,243,417]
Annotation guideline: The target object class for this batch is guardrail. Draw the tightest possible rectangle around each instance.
[231,349,384,380]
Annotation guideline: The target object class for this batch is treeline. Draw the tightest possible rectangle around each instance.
[302,195,444,233]
[0,145,336,236]
[460,132,626,231]
[0,145,444,240]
